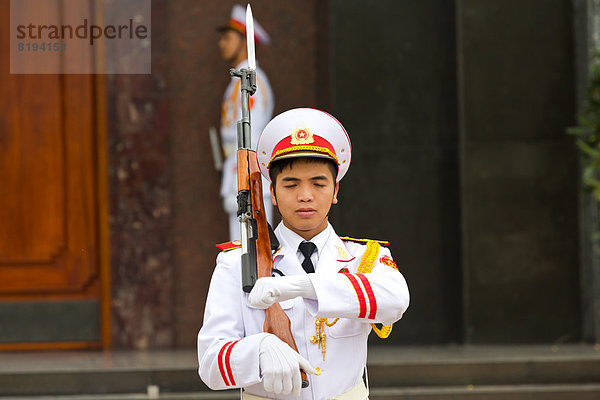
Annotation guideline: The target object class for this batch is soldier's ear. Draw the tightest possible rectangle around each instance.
[270,183,277,206]
[332,182,339,204]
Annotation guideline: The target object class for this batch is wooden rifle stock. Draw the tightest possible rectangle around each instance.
[240,149,309,388]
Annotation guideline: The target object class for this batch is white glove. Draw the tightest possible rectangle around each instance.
[259,334,316,397]
[248,275,317,309]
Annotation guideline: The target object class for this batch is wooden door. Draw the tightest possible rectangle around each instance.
[0,0,110,350]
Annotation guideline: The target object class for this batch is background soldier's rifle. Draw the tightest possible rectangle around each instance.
[232,4,309,389]
[209,126,223,171]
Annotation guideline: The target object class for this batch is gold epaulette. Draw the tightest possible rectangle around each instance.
[340,236,390,246]
[359,240,393,339]
[216,240,242,252]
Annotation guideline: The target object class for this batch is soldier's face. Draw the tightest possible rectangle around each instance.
[218,30,244,64]
[271,159,339,241]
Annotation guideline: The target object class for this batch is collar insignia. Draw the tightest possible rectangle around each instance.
[335,245,350,260]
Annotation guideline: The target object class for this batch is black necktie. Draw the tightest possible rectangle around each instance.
[298,242,317,273]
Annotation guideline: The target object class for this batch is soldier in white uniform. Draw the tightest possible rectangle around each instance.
[218,4,275,240]
[198,108,410,400]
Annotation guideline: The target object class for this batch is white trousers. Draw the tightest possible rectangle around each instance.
[241,380,368,400]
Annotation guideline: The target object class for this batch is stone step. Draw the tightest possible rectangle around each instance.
[0,345,599,397]
[367,344,600,387]
[2,384,600,400]
[0,390,238,400]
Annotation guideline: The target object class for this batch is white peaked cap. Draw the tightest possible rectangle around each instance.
[221,4,271,45]
[256,108,352,182]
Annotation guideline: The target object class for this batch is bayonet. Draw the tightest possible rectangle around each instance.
[246,4,256,70]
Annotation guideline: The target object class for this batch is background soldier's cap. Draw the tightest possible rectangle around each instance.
[217,4,271,45]
[257,108,352,182]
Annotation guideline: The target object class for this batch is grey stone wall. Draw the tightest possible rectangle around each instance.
[329,0,462,344]
[458,0,579,343]
[330,0,580,343]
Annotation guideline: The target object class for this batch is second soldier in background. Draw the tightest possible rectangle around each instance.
[217,4,275,240]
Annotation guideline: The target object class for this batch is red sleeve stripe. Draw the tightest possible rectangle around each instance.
[224,339,241,386]
[217,341,233,386]
[344,273,367,318]
[357,273,377,319]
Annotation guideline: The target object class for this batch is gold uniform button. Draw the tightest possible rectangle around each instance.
[310,336,318,343]
[314,367,322,375]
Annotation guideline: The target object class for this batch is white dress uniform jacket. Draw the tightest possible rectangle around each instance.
[220,59,274,240]
[197,223,410,400]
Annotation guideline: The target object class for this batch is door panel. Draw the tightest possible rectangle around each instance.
[0,0,109,349]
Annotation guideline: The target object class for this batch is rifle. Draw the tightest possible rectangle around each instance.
[231,4,309,389]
